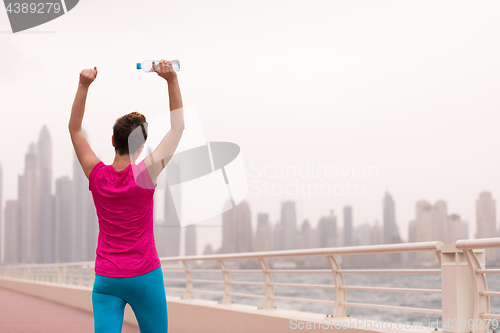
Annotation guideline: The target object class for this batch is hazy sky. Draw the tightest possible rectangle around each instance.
[1,0,499,256]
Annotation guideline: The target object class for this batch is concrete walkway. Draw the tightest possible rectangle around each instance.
[0,286,140,332]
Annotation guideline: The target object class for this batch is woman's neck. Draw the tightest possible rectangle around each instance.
[112,153,135,171]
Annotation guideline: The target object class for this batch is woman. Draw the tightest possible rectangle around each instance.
[68,59,184,332]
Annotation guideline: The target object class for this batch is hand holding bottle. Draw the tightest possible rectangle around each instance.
[152,60,178,82]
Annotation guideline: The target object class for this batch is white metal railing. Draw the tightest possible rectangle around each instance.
[0,241,444,317]
[157,242,444,317]
[2,239,499,332]
[454,238,500,333]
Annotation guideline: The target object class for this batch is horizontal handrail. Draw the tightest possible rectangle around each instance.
[455,238,500,250]
[270,282,336,289]
[229,281,264,286]
[340,285,441,294]
[342,302,442,314]
[338,269,441,274]
[191,279,224,284]
[480,291,500,297]
[272,296,336,305]
[230,292,265,299]
[158,241,443,262]
[481,313,500,320]
[191,289,224,295]
[266,269,332,273]
[476,269,500,274]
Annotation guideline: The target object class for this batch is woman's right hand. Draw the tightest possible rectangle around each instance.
[152,59,177,82]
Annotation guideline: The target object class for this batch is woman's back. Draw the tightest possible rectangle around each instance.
[89,160,161,278]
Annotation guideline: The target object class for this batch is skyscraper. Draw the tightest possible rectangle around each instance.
[344,206,353,247]
[72,149,86,262]
[255,213,271,252]
[316,210,337,248]
[39,125,55,263]
[271,222,281,251]
[410,200,462,264]
[55,176,73,263]
[383,192,401,244]
[219,200,252,254]
[185,226,197,256]
[4,200,19,264]
[301,219,314,249]
[476,191,497,262]
[72,129,98,262]
[19,142,41,264]
[280,201,297,251]
[156,159,181,258]
[370,220,382,245]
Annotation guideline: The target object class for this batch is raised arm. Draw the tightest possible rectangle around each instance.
[142,60,185,184]
[68,67,101,179]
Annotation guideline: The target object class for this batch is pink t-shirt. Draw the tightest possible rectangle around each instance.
[89,160,161,278]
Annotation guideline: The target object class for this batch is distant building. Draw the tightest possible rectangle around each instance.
[255,213,271,252]
[447,214,463,245]
[476,192,497,263]
[203,244,213,255]
[38,126,55,263]
[219,200,252,253]
[185,226,197,256]
[156,160,181,258]
[370,220,382,245]
[72,129,98,262]
[4,200,19,264]
[462,220,469,239]
[410,200,462,264]
[383,192,400,244]
[271,222,281,251]
[55,176,73,263]
[316,210,337,248]
[301,219,314,249]
[353,223,371,246]
[344,206,353,246]
[19,142,40,264]
[280,201,297,250]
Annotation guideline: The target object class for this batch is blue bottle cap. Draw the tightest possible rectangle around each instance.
[136,63,141,69]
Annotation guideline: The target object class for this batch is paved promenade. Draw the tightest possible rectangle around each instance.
[0,286,140,333]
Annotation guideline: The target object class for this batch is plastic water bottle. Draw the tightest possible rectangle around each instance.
[137,60,180,73]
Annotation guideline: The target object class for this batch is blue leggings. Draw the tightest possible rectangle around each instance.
[92,266,168,332]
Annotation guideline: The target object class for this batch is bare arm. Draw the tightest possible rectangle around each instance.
[142,60,185,184]
[69,67,101,179]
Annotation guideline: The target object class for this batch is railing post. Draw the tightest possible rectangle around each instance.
[181,261,193,300]
[58,266,64,284]
[462,248,489,333]
[78,266,83,286]
[88,265,95,288]
[218,259,232,304]
[258,258,274,309]
[327,255,346,317]
[441,244,488,333]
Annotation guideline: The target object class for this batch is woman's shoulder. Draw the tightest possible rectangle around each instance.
[132,160,157,190]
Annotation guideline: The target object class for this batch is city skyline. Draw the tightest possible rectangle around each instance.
[1,1,500,257]
[1,123,499,265]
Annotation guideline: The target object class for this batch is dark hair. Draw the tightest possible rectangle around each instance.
[113,112,148,155]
